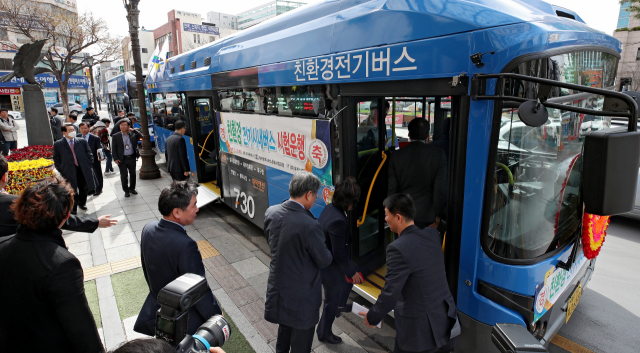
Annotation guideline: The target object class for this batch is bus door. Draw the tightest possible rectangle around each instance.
[187,95,222,201]
[343,93,467,305]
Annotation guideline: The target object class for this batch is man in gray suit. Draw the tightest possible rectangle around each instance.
[362,194,458,353]
[264,172,333,353]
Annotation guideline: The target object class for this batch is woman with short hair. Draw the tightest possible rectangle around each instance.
[0,176,104,353]
[316,177,364,344]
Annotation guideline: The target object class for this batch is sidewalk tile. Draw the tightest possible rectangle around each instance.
[121,204,151,214]
[105,243,141,263]
[99,295,127,350]
[346,330,387,353]
[254,319,279,343]
[127,211,156,223]
[204,254,230,268]
[230,232,260,252]
[96,275,115,300]
[123,315,152,341]
[130,218,157,232]
[96,211,129,224]
[118,198,148,207]
[212,288,261,347]
[134,231,143,242]
[247,273,269,302]
[193,217,222,230]
[232,257,269,279]
[68,241,91,257]
[188,229,206,242]
[207,264,238,281]
[90,230,108,266]
[111,256,142,273]
[238,300,266,323]
[63,232,91,245]
[246,332,274,353]
[205,268,221,291]
[102,232,138,250]
[197,225,228,240]
[200,247,221,259]
[253,250,271,268]
[314,333,367,353]
[229,285,261,307]
[219,274,249,293]
[152,210,163,218]
[93,200,123,211]
[76,254,93,268]
[101,224,134,237]
[209,234,254,264]
[84,263,111,280]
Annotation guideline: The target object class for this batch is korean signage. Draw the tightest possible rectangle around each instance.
[182,23,219,35]
[176,10,200,18]
[11,94,23,111]
[0,72,90,89]
[217,112,333,188]
[107,81,118,94]
[533,251,588,323]
[0,43,17,52]
[0,88,20,95]
[44,91,58,108]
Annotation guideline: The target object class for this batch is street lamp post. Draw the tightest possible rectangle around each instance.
[123,0,160,179]
[84,56,98,111]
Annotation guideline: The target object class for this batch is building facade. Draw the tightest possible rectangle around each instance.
[96,60,124,101]
[237,0,306,30]
[206,11,237,30]
[614,2,640,90]
[122,29,155,74]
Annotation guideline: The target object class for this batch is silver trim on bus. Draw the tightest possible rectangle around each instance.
[352,285,395,318]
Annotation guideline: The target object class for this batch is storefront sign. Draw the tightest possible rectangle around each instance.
[0,72,89,89]
[183,23,219,35]
[44,91,58,108]
[0,88,20,95]
[11,95,23,111]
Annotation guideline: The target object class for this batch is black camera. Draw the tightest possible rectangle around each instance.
[155,273,231,352]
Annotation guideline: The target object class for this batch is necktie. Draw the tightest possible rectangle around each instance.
[70,140,78,166]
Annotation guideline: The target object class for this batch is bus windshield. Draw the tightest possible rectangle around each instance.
[486,51,618,260]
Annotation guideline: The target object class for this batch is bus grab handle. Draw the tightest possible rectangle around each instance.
[357,151,387,227]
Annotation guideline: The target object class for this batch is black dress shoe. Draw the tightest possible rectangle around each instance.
[130,190,138,195]
[336,303,353,318]
[318,334,342,344]
[79,205,87,210]
[125,192,130,197]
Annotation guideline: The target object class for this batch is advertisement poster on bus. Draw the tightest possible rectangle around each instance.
[532,250,588,323]
[217,112,333,189]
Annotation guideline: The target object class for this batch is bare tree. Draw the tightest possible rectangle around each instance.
[619,62,640,91]
[0,0,122,116]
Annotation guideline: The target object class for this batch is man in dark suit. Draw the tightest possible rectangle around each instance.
[53,123,97,214]
[49,107,64,141]
[134,180,222,336]
[264,172,333,353]
[165,120,190,181]
[82,107,99,126]
[430,118,451,160]
[0,154,117,237]
[112,118,143,197]
[79,122,104,196]
[362,194,458,353]
[388,118,447,229]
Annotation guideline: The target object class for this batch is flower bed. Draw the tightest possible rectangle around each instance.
[7,145,53,162]
[5,158,55,195]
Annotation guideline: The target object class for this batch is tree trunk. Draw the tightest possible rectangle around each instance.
[59,82,70,120]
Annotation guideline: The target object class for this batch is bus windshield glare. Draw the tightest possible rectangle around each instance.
[486,51,619,260]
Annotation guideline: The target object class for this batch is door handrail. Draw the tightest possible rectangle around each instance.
[357,151,387,227]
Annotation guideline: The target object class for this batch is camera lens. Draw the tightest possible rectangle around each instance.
[192,315,231,350]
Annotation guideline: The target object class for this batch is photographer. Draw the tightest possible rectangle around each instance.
[134,180,222,336]
[110,338,225,353]
[0,176,104,353]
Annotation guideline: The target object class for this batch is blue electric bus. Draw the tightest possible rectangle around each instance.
[145,0,639,350]
[107,72,154,142]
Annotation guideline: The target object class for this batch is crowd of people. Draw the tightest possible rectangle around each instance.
[0,102,457,353]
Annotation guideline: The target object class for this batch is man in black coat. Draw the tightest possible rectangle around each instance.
[79,122,104,195]
[0,154,117,237]
[264,172,333,353]
[362,194,458,353]
[430,118,451,160]
[134,180,222,336]
[165,120,190,181]
[110,111,130,136]
[112,118,143,197]
[53,123,97,214]
[82,106,99,126]
[49,107,64,141]
[388,118,446,229]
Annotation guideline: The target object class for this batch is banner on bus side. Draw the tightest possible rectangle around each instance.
[216,111,333,190]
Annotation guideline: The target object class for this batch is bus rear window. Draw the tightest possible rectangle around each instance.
[485,51,618,260]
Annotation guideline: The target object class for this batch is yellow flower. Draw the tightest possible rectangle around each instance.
[8,158,54,171]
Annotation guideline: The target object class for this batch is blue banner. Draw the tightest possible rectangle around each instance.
[183,23,219,35]
[0,71,90,89]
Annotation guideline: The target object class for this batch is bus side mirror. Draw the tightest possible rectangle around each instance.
[491,323,548,353]
[583,127,640,216]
